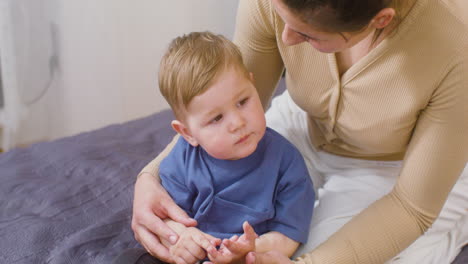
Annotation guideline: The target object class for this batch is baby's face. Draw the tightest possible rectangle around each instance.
[183,67,266,160]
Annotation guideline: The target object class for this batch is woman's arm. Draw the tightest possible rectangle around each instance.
[137,134,179,178]
[248,82,468,264]
[256,231,299,258]
[293,46,468,264]
[131,134,197,262]
[234,0,284,109]
[246,31,468,264]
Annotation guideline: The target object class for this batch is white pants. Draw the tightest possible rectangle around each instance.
[266,91,468,264]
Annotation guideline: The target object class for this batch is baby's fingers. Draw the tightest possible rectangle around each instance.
[242,221,258,242]
[208,250,232,264]
[203,233,222,249]
[192,234,217,256]
[223,239,249,255]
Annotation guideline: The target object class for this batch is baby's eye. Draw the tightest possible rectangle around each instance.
[237,97,249,107]
[210,114,223,124]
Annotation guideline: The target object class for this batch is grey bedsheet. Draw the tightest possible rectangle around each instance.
[0,110,175,264]
[0,108,467,264]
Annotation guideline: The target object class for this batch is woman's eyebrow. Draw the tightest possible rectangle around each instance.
[338,32,349,42]
[295,30,321,41]
[294,28,349,42]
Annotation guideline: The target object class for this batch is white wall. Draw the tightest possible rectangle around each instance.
[3,0,239,147]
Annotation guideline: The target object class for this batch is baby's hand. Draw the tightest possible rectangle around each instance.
[170,227,220,264]
[206,221,258,264]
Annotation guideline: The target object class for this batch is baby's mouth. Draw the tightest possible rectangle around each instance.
[235,134,250,144]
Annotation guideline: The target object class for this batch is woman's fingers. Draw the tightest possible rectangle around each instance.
[192,233,217,255]
[185,237,209,260]
[173,255,191,264]
[132,209,174,260]
[202,232,222,247]
[133,173,197,245]
[132,173,194,262]
[164,200,198,227]
[150,176,197,228]
[132,173,179,242]
[136,226,173,263]
[176,248,199,264]
[144,210,179,244]
[208,251,231,264]
[171,241,199,264]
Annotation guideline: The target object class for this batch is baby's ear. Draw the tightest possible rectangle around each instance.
[171,120,199,147]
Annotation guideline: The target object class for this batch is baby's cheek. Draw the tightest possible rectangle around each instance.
[205,141,231,160]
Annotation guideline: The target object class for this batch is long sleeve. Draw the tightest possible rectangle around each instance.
[295,24,468,264]
[138,134,179,179]
[233,0,285,109]
[234,0,468,263]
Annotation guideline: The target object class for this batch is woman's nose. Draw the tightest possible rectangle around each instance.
[282,24,306,46]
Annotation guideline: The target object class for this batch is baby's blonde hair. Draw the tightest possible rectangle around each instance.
[159,31,250,119]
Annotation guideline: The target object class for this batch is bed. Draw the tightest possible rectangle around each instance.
[0,109,175,263]
[1,106,467,263]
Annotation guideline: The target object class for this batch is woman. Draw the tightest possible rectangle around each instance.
[131,0,468,263]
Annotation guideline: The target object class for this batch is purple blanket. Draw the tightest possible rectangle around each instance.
[0,108,467,264]
[0,110,175,264]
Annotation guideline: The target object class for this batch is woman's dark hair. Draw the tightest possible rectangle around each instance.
[282,0,395,33]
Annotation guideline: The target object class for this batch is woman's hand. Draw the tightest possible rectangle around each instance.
[169,226,220,264]
[245,251,294,264]
[131,172,197,262]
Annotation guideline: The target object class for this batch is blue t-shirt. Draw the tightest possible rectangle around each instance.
[160,127,314,243]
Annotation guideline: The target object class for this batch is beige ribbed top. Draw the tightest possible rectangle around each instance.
[233,0,468,262]
[141,0,468,262]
